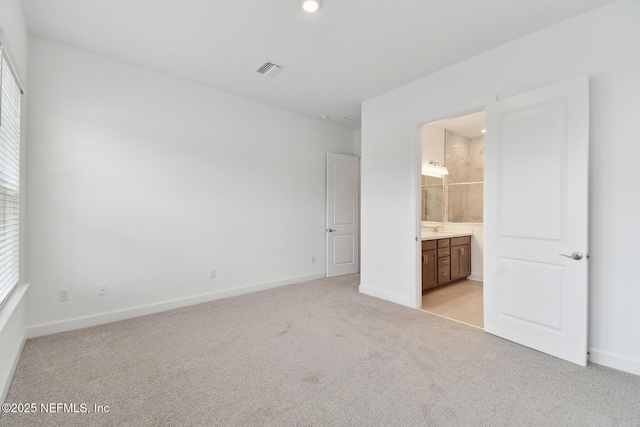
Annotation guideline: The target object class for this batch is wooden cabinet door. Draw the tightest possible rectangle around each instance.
[461,244,471,277]
[451,244,471,281]
[422,249,437,291]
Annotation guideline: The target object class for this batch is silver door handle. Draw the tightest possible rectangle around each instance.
[328,228,336,232]
[559,252,583,260]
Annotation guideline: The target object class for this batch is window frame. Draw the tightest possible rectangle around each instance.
[0,44,24,310]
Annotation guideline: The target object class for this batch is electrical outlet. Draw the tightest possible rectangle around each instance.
[59,289,70,301]
[310,255,316,263]
[98,284,107,296]
[209,269,216,279]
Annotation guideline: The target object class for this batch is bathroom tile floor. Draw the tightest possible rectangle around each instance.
[421,279,483,328]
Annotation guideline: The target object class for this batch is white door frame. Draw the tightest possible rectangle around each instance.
[410,100,495,309]
[411,81,589,365]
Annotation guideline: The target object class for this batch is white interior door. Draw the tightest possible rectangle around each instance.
[326,153,359,277]
[484,76,589,366]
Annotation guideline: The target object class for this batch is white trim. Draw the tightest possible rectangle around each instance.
[467,273,483,282]
[359,284,411,308]
[0,283,28,333]
[0,283,29,403]
[411,98,495,310]
[588,348,640,376]
[411,121,422,309]
[26,273,324,339]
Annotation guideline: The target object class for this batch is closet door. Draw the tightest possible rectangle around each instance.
[326,153,359,277]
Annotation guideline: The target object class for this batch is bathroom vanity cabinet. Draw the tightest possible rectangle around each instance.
[421,240,437,290]
[421,236,471,292]
[450,236,471,282]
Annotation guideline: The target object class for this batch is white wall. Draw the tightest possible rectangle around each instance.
[0,0,29,403]
[0,0,28,85]
[26,38,354,335]
[361,0,640,374]
[420,125,445,174]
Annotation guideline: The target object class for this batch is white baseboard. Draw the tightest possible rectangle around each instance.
[359,285,411,308]
[588,348,640,376]
[27,273,325,339]
[21,275,640,380]
[468,273,483,282]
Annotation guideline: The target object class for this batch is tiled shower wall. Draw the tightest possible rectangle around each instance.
[444,130,484,223]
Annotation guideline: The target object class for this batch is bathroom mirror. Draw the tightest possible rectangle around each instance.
[421,175,443,222]
[420,111,485,225]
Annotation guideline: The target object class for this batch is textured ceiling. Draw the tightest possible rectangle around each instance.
[20,0,617,127]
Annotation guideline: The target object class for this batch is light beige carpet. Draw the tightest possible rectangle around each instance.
[2,274,640,426]
[422,280,484,328]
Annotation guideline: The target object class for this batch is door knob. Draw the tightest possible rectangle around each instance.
[559,252,583,260]
[328,228,336,232]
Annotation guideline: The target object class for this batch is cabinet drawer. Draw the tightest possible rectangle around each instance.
[438,247,450,257]
[421,240,437,250]
[451,236,471,246]
[437,239,450,248]
[438,265,450,283]
[438,256,450,266]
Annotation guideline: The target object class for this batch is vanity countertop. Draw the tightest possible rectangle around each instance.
[421,231,472,241]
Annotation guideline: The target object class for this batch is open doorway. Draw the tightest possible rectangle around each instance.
[418,111,485,328]
[412,78,588,364]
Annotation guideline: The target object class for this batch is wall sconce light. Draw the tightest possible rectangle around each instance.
[423,161,449,178]
[301,0,322,13]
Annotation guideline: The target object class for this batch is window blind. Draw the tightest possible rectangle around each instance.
[0,48,22,308]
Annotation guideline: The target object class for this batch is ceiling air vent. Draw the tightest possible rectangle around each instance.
[256,61,284,78]
[343,110,362,122]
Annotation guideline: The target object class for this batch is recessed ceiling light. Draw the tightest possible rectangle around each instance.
[481,129,486,133]
[302,0,322,13]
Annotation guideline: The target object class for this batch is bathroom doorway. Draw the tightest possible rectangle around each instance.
[418,110,485,328]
